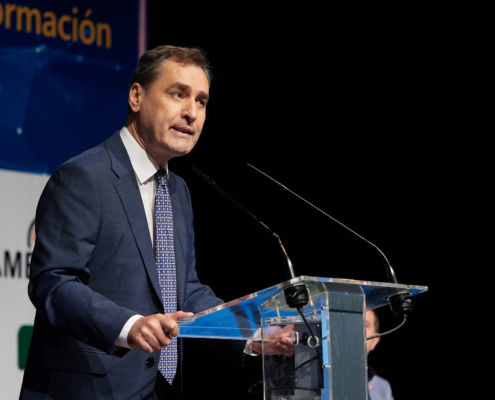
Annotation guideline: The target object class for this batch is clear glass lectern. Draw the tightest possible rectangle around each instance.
[177,276,427,399]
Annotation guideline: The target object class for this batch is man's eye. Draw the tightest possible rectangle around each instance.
[198,100,206,107]
[172,92,183,98]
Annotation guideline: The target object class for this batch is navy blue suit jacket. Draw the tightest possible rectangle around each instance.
[20,132,244,399]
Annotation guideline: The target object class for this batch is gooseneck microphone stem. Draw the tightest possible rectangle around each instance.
[247,163,399,284]
[191,166,296,279]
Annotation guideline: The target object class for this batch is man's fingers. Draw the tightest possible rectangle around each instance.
[128,314,174,352]
[141,322,171,349]
[279,342,295,356]
[127,312,193,354]
[269,337,295,356]
[169,311,194,321]
[279,337,293,345]
[128,331,156,353]
[158,311,193,337]
[133,335,155,354]
[155,314,179,337]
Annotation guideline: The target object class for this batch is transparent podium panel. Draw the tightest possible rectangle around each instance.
[177,276,427,399]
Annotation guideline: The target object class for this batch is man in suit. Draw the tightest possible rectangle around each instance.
[20,46,293,399]
[367,310,395,400]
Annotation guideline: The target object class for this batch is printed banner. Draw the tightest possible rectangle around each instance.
[0,0,144,173]
[0,169,49,397]
[0,0,144,396]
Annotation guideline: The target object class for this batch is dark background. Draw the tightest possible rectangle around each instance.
[147,2,487,399]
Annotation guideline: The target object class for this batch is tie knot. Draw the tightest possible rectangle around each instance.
[155,168,168,187]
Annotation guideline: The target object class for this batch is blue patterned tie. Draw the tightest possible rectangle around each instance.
[154,168,178,384]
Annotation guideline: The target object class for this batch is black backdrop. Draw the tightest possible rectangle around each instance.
[146,2,486,399]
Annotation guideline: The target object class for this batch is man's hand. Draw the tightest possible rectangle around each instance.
[252,325,295,357]
[127,311,193,354]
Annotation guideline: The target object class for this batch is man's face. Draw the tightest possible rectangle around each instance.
[133,60,209,163]
[366,310,380,355]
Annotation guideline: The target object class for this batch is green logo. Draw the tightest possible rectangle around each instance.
[18,325,33,370]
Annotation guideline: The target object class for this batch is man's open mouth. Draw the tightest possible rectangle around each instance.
[172,127,192,135]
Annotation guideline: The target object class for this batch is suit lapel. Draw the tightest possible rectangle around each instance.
[104,133,163,308]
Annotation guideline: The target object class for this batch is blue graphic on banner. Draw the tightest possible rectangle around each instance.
[0,0,141,174]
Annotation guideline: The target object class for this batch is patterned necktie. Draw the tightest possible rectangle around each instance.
[154,168,178,384]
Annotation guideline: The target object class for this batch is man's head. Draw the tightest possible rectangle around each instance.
[126,45,211,166]
[366,310,381,355]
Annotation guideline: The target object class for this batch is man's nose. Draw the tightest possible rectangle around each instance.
[182,99,197,122]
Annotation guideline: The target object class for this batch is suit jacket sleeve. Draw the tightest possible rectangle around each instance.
[29,162,136,355]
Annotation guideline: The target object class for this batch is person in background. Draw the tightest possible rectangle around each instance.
[366,310,394,400]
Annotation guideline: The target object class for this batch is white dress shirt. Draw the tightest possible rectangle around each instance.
[120,126,165,248]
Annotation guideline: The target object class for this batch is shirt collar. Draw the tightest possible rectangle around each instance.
[119,127,168,184]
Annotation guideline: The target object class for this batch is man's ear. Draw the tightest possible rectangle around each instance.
[128,83,144,113]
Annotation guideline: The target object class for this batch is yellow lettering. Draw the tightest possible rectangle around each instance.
[79,18,95,45]
[5,3,16,29]
[96,23,111,49]
[72,17,78,41]
[42,11,56,38]
[1,5,113,50]
[16,6,41,34]
[71,7,78,42]
[57,14,70,41]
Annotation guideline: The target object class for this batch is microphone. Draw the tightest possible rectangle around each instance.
[191,166,309,310]
[247,163,412,316]
[191,166,295,278]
